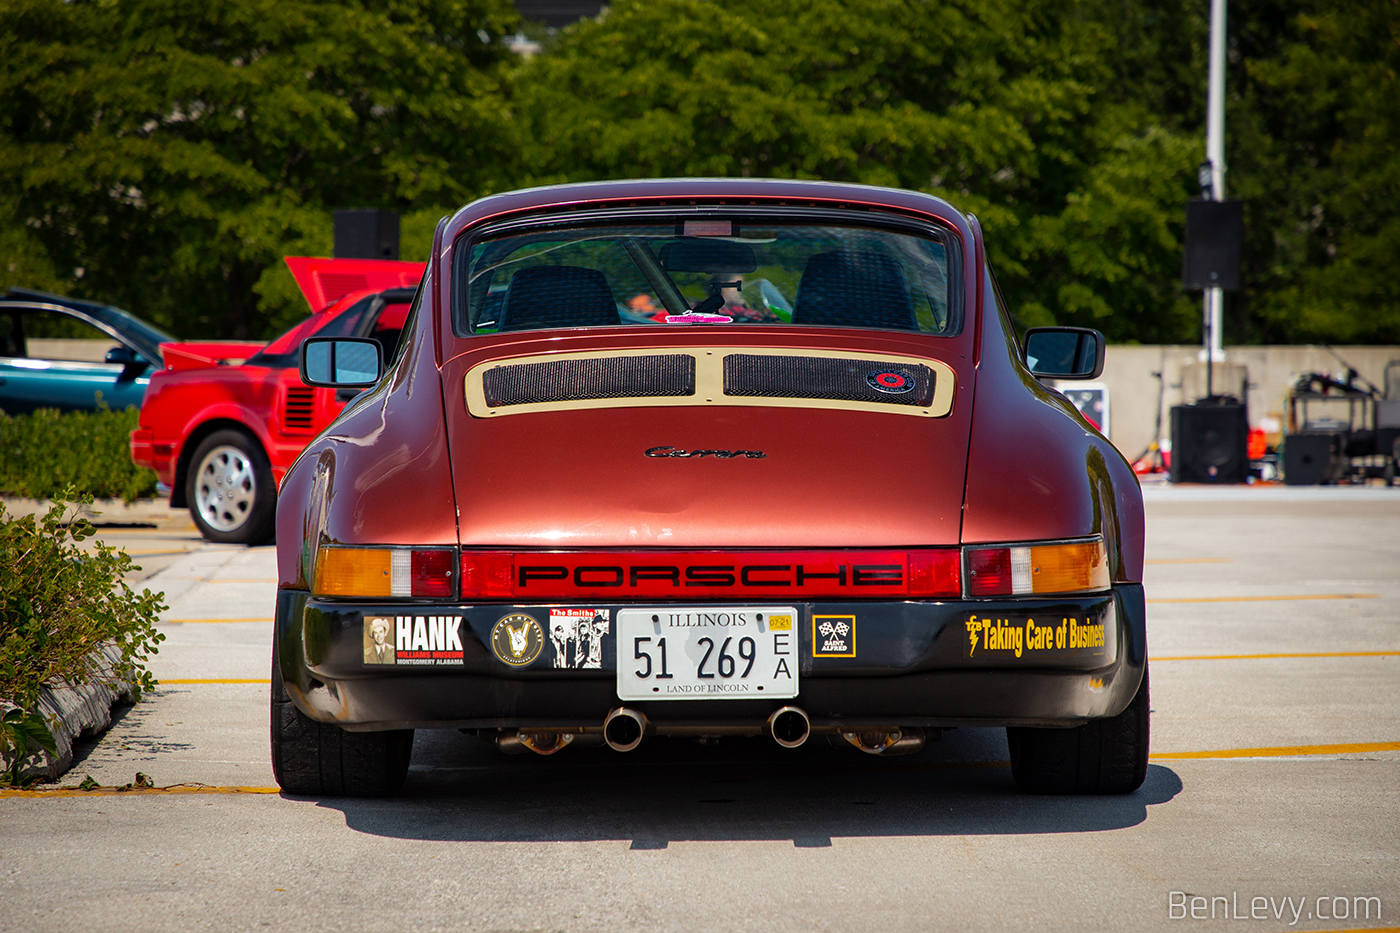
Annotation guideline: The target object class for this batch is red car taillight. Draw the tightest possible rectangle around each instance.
[313,546,456,598]
[965,538,1110,597]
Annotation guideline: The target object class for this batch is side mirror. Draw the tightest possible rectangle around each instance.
[1023,327,1106,380]
[299,337,383,388]
[105,345,149,380]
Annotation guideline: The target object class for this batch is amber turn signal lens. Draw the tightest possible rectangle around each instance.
[1027,539,1110,595]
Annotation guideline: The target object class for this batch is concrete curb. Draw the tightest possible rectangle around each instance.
[0,496,192,528]
[2,645,136,784]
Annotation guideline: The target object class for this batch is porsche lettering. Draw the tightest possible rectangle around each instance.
[516,563,906,590]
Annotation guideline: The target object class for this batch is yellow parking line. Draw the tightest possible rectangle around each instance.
[161,679,269,684]
[1153,740,1400,760]
[5,741,1395,798]
[1157,650,1397,661]
[161,619,272,624]
[0,785,280,798]
[1147,593,1378,604]
[1145,557,1233,564]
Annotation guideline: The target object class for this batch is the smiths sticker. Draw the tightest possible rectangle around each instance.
[812,614,855,657]
[364,615,464,666]
[549,608,610,669]
[491,613,545,667]
[965,615,1109,659]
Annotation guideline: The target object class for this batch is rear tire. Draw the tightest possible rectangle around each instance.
[270,643,413,797]
[1007,666,1150,794]
[186,429,277,544]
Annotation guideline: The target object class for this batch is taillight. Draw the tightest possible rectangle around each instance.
[965,538,1109,597]
[313,546,456,598]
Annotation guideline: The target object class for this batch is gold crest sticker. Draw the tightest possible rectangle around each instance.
[491,613,544,667]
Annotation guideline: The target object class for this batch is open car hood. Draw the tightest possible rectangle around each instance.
[284,256,426,312]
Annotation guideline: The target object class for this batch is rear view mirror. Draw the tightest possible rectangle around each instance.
[1023,327,1106,380]
[659,239,758,273]
[300,337,383,388]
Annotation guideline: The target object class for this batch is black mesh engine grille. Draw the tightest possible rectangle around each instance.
[723,354,935,406]
[482,354,696,407]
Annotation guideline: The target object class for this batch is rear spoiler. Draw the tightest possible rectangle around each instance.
[284,257,426,312]
[160,341,267,372]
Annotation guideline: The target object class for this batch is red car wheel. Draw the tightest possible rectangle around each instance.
[186,429,277,545]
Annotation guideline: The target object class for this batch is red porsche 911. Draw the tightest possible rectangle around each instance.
[271,179,1148,797]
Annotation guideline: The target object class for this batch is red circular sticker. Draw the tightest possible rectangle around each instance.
[867,370,914,394]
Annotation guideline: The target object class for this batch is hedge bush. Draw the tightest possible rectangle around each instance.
[0,494,166,783]
[0,406,158,501]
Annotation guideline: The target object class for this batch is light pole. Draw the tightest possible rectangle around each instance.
[1202,0,1227,376]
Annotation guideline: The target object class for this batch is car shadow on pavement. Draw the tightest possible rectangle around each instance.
[311,727,1183,845]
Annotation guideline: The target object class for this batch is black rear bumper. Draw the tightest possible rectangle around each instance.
[275,586,1147,731]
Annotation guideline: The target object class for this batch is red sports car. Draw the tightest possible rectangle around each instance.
[271,179,1147,797]
[130,257,424,542]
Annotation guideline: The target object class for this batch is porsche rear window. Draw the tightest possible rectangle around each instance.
[453,215,959,336]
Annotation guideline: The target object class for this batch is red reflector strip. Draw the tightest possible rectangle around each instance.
[459,551,514,599]
[460,549,961,600]
[907,549,962,597]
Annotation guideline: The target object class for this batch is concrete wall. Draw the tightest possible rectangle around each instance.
[1094,345,1400,460]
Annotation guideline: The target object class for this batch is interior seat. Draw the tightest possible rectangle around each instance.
[498,266,620,331]
[791,250,918,330]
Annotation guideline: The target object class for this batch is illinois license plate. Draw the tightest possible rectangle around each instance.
[615,607,799,701]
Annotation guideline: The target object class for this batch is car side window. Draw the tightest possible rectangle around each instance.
[8,310,129,365]
[378,283,424,368]
[366,300,412,364]
[0,312,24,357]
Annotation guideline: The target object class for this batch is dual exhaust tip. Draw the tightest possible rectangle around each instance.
[499,706,922,756]
[602,705,813,751]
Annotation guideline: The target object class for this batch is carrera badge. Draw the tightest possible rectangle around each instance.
[645,446,767,459]
[491,613,545,667]
[867,369,915,394]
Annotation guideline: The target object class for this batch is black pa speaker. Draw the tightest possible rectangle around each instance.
[1183,200,1243,291]
[1282,434,1340,486]
[1171,403,1249,484]
[334,210,400,261]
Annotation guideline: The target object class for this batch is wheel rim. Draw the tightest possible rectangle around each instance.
[194,444,257,532]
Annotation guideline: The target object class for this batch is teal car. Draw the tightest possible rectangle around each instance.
[0,288,175,414]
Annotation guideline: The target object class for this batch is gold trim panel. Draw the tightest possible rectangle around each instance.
[465,347,957,418]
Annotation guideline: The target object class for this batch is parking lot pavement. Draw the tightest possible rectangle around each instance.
[2,486,1397,932]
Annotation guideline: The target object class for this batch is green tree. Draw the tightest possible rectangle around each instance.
[0,0,520,339]
[511,0,1202,342]
[1229,0,1400,343]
